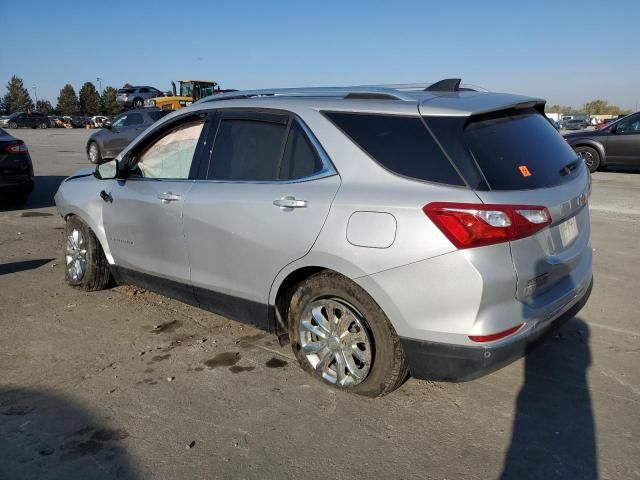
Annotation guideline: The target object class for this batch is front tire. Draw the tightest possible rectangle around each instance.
[8,121,17,129]
[288,271,408,397]
[87,142,103,164]
[575,146,601,172]
[64,216,111,291]
[40,122,48,129]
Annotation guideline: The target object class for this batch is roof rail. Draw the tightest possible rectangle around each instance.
[195,80,487,105]
[195,86,422,104]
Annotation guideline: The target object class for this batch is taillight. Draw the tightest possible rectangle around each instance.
[469,323,523,342]
[423,202,551,249]
[4,142,29,154]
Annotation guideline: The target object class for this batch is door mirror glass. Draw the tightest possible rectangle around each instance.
[94,160,117,180]
[103,119,112,129]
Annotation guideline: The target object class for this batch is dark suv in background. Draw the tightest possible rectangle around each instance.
[116,86,165,109]
[565,112,640,171]
[1,111,50,129]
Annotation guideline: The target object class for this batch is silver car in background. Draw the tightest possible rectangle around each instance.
[54,79,593,396]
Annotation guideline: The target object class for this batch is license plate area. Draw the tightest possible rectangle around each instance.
[559,216,579,247]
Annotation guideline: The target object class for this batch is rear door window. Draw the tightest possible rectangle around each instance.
[324,112,464,186]
[208,117,288,181]
[280,121,324,180]
[124,113,144,126]
[148,110,171,122]
[461,112,580,190]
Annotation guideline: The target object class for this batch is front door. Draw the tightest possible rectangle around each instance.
[606,114,640,165]
[103,117,206,289]
[183,111,340,327]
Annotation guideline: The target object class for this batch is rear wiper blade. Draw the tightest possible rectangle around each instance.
[559,158,580,176]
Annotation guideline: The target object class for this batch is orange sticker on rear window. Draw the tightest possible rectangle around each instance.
[518,165,532,177]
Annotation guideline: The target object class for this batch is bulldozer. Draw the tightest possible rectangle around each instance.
[145,80,226,110]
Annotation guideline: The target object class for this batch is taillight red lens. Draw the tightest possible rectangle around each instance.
[469,323,524,342]
[4,142,28,154]
[423,202,551,249]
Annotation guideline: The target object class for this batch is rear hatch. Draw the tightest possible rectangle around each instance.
[422,104,591,306]
[0,130,32,177]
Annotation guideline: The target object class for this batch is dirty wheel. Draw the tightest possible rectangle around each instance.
[575,146,600,173]
[64,216,110,291]
[288,271,408,397]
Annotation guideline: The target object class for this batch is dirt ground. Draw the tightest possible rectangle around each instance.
[1,128,639,480]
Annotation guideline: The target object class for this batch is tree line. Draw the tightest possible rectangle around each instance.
[1,75,124,117]
[546,100,632,116]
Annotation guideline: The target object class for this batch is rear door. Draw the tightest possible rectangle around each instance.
[605,114,640,165]
[182,110,340,326]
[424,109,592,309]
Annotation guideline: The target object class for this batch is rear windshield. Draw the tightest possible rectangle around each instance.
[147,110,171,122]
[425,110,580,191]
[324,112,464,186]
[118,88,135,94]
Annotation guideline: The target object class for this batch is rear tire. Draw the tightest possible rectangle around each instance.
[40,122,48,129]
[575,146,601,172]
[87,142,103,164]
[288,271,408,397]
[64,216,111,291]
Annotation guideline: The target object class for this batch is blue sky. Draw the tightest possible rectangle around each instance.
[1,0,638,110]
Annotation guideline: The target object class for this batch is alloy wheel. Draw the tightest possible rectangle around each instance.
[298,298,373,387]
[89,144,99,163]
[66,228,87,281]
[578,150,594,169]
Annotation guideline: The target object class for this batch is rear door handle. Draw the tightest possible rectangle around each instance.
[157,192,181,203]
[273,196,307,209]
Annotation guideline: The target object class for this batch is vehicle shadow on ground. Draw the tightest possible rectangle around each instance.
[0,258,54,275]
[0,175,66,212]
[500,317,597,479]
[600,166,640,174]
[0,388,140,479]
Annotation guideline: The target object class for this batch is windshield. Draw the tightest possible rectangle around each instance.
[180,82,193,97]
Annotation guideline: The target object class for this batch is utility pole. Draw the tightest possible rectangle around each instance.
[97,77,102,96]
[32,84,38,108]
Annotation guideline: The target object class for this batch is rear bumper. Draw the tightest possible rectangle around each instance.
[0,175,34,191]
[401,276,593,382]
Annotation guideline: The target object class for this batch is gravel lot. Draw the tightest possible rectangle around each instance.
[1,128,639,480]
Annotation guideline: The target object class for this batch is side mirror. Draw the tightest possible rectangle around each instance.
[103,120,112,129]
[94,160,118,180]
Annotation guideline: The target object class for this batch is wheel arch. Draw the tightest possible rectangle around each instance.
[61,211,114,265]
[269,255,369,335]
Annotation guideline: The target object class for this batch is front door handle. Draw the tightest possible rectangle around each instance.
[157,192,181,203]
[273,196,308,209]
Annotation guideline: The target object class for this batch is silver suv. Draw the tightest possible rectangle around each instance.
[116,86,165,109]
[54,80,593,396]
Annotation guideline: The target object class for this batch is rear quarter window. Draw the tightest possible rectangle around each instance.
[461,112,580,190]
[324,112,464,186]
